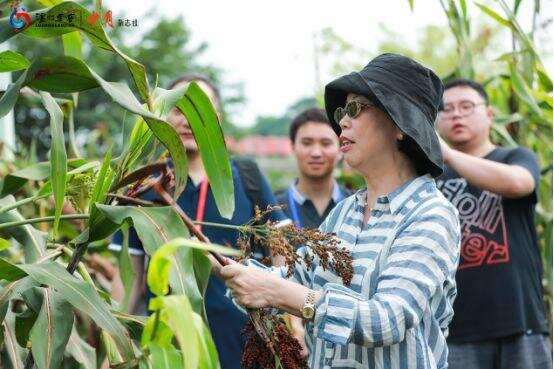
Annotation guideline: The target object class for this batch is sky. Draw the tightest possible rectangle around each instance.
[108,0,553,127]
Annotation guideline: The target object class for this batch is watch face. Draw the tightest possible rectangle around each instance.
[302,306,315,319]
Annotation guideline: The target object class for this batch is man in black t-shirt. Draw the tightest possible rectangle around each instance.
[436,78,551,369]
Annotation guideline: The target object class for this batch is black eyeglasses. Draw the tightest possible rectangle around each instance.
[440,100,486,118]
[334,100,374,123]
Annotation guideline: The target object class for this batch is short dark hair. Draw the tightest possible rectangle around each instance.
[289,108,334,143]
[443,78,489,104]
[168,73,222,111]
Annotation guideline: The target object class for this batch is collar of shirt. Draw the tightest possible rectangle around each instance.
[289,179,343,205]
[353,174,434,214]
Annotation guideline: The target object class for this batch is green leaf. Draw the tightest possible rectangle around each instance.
[175,82,234,218]
[62,31,82,59]
[142,116,188,199]
[537,66,553,93]
[101,331,124,365]
[40,91,67,238]
[149,343,183,369]
[0,158,86,196]
[66,324,97,369]
[193,250,211,314]
[152,85,188,118]
[84,66,187,198]
[0,54,186,200]
[0,237,11,251]
[0,258,27,282]
[118,225,135,311]
[509,65,543,116]
[89,148,113,227]
[514,0,523,14]
[141,315,173,348]
[30,288,74,369]
[95,204,189,254]
[0,162,49,196]
[0,57,97,119]
[20,287,44,313]
[0,69,28,120]
[147,238,239,297]
[122,116,153,171]
[475,2,512,28]
[3,309,25,369]
[28,56,98,93]
[193,313,219,369]
[151,295,199,369]
[0,51,30,72]
[23,1,150,101]
[95,205,211,314]
[15,306,38,347]
[0,277,38,322]
[37,0,63,5]
[18,262,134,360]
[459,0,468,19]
[0,196,47,262]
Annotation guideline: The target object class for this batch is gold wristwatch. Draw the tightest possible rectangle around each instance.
[301,290,316,320]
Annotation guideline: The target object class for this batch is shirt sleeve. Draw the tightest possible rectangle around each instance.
[312,203,461,347]
[505,147,541,200]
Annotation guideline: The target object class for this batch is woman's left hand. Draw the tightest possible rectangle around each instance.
[220,264,281,309]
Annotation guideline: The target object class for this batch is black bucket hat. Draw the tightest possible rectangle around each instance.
[324,53,444,177]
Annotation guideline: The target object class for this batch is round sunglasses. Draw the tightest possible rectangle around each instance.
[334,100,374,123]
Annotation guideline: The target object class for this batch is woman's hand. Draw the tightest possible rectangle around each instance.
[207,253,237,278]
[220,264,281,309]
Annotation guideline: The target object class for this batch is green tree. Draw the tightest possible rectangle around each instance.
[247,96,318,136]
[10,6,244,158]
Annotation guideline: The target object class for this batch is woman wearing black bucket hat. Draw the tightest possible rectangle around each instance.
[217,54,461,369]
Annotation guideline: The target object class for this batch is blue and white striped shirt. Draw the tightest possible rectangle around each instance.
[248,174,461,369]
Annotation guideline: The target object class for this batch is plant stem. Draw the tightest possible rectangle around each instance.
[152,183,229,266]
[0,193,49,215]
[192,221,248,232]
[107,193,156,207]
[67,242,88,275]
[36,249,63,263]
[61,246,95,285]
[67,101,82,159]
[0,214,89,230]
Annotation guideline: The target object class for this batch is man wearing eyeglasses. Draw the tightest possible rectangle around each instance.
[435,78,550,369]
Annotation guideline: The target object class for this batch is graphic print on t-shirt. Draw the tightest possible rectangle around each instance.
[437,178,509,269]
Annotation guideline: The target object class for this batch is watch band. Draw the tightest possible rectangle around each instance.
[301,290,316,320]
[305,290,315,306]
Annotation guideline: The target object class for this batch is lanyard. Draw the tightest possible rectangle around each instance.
[287,187,302,228]
[287,185,345,229]
[195,179,209,232]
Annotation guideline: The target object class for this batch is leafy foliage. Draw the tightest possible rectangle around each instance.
[0,1,239,367]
